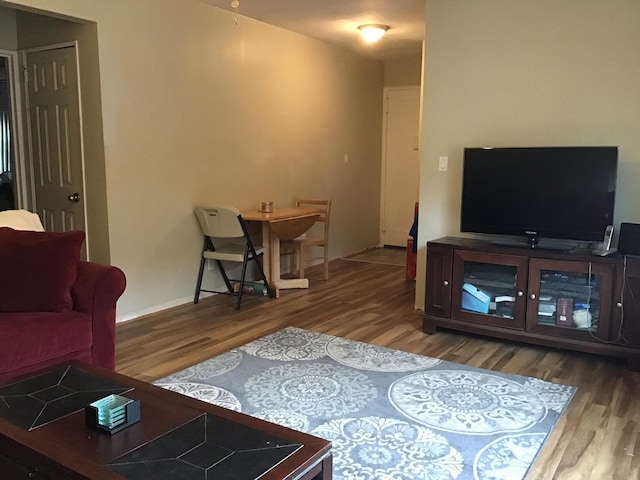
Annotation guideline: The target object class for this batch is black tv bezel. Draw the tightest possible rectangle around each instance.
[460,146,618,245]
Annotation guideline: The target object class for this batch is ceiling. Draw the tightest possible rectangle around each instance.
[201,0,425,62]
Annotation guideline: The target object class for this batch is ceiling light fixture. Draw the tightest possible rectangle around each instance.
[231,0,240,25]
[358,24,390,43]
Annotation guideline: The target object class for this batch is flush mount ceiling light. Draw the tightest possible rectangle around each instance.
[358,24,390,43]
[230,0,240,24]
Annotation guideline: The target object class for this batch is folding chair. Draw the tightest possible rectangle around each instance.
[193,206,273,309]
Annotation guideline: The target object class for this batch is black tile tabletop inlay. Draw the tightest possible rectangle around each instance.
[107,413,304,480]
[0,365,132,430]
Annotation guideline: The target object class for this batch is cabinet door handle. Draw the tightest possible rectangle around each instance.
[616,302,622,308]
[530,293,536,300]
[442,280,449,286]
[517,290,524,297]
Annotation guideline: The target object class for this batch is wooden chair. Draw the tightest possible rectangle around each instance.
[193,206,273,309]
[282,199,332,280]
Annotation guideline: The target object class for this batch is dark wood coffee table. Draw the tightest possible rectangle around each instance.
[0,362,332,479]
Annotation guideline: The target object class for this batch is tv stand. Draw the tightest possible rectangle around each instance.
[423,236,640,369]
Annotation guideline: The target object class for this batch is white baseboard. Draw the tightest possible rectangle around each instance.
[116,293,213,323]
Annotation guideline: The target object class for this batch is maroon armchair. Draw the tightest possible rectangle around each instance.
[71,261,127,371]
[0,255,126,383]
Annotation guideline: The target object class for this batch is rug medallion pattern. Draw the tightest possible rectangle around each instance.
[157,327,575,479]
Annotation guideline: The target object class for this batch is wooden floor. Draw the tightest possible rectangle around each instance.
[343,246,407,266]
[116,258,640,480]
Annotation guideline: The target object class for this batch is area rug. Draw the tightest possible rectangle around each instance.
[156,327,576,480]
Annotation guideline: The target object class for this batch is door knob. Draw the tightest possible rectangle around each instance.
[67,192,81,203]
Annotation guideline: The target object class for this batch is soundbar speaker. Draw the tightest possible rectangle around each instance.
[617,222,640,256]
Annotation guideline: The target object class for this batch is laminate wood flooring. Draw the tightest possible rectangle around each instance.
[343,246,407,266]
[116,258,640,480]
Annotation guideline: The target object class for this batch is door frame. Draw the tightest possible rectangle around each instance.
[379,85,421,247]
[0,48,27,209]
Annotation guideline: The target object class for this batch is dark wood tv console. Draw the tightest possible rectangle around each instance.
[423,237,640,369]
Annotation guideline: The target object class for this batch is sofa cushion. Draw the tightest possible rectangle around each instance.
[0,311,93,374]
[0,228,85,312]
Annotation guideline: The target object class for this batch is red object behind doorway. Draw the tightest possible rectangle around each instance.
[406,238,416,280]
[406,202,419,280]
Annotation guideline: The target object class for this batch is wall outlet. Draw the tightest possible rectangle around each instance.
[438,156,448,171]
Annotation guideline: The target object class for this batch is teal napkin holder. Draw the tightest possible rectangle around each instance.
[85,394,140,434]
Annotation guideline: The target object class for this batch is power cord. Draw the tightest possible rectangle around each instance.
[588,256,631,344]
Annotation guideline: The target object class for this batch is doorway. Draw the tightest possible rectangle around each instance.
[0,53,17,212]
[0,7,111,263]
[0,45,87,239]
[380,86,421,247]
[24,44,87,236]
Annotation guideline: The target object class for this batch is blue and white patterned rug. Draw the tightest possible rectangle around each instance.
[156,327,575,479]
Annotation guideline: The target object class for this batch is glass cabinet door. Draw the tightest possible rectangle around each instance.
[452,250,528,329]
[526,259,615,341]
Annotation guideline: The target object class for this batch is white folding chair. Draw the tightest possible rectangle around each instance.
[193,206,273,309]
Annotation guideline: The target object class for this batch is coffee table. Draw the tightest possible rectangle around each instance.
[0,362,332,479]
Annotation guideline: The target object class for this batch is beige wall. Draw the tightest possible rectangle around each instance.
[0,6,16,48]
[384,54,422,86]
[3,0,384,319]
[416,0,640,309]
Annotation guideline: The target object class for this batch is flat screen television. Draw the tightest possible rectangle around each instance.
[461,146,618,247]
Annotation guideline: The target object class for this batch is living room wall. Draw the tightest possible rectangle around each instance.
[416,0,640,309]
[384,54,422,87]
[0,6,16,48]
[4,0,384,319]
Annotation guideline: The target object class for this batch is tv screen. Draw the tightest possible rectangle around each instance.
[461,146,618,244]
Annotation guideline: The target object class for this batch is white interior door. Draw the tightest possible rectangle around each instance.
[381,86,420,247]
[25,44,86,235]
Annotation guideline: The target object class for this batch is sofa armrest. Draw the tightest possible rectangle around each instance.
[71,261,126,370]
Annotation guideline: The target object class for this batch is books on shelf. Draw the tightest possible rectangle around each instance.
[556,297,573,326]
[461,283,491,314]
[538,302,556,315]
[494,295,515,302]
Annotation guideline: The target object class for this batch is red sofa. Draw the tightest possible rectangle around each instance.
[0,227,126,383]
